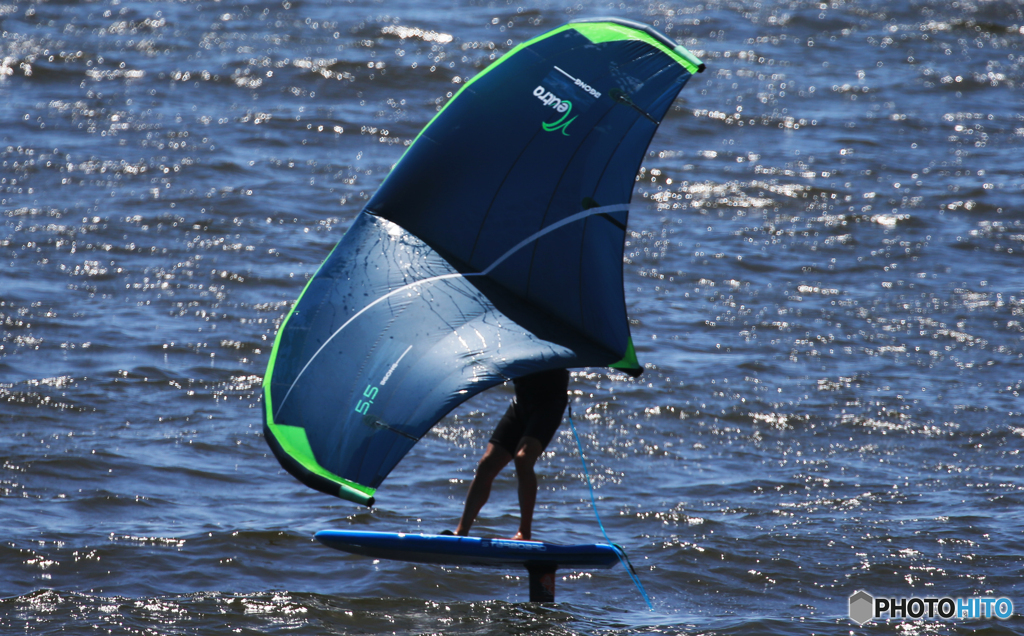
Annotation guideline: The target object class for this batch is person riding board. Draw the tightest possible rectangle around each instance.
[451,368,570,541]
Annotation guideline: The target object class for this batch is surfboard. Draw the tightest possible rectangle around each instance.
[315,530,622,569]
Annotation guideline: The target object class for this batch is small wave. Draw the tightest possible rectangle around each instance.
[380,25,454,44]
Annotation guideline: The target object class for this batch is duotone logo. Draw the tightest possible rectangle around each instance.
[533,86,576,136]
[849,590,874,625]
[532,66,601,136]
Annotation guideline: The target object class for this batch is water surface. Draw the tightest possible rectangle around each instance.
[2,0,1023,633]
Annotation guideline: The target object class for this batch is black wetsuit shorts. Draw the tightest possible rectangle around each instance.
[489,369,570,455]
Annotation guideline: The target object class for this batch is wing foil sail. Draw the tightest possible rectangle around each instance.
[263,19,703,504]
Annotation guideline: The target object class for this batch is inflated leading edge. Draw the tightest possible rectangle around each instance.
[263,18,704,505]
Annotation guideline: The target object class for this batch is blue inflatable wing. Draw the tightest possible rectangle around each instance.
[263,19,704,505]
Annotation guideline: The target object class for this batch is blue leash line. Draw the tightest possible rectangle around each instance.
[567,407,654,610]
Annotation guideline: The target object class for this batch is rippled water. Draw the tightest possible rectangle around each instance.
[2,0,1023,634]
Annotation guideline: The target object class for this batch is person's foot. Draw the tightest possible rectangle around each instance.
[439,529,455,536]
[509,531,530,541]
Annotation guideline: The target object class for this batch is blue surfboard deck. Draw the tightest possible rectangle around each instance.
[315,530,622,569]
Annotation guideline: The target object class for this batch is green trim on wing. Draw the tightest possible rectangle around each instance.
[392,24,578,167]
[262,240,341,400]
[262,241,336,419]
[393,20,702,173]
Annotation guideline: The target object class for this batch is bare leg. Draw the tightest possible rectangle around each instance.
[511,437,544,541]
[455,443,512,536]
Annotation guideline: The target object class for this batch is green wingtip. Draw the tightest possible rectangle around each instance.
[265,420,377,506]
[610,337,643,377]
[570,22,704,75]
